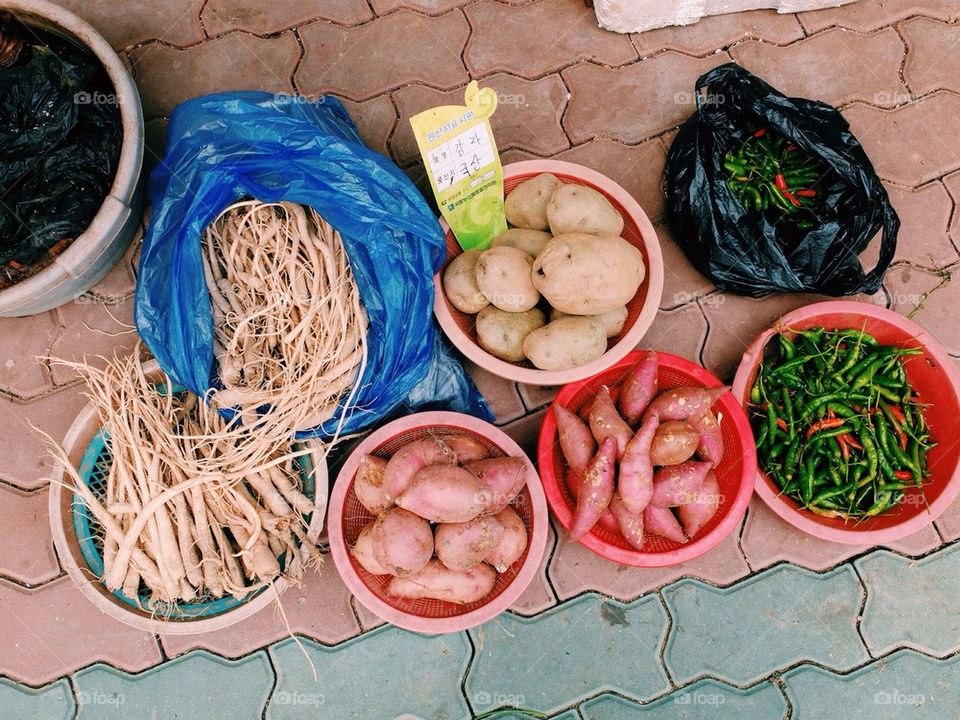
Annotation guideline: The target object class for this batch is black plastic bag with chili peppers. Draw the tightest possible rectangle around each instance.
[666,63,898,297]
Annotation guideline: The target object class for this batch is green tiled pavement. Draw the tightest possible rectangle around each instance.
[0,678,74,720]
[581,679,788,719]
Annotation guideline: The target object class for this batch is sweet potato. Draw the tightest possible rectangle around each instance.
[465,457,528,514]
[569,437,617,540]
[679,470,721,539]
[484,506,528,572]
[435,516,504,571]
[371,507,434,577]
[617,414,658,514]
[554,403,597,477]
[618,351,658,425]
[643,386,728,423]
[350,521,389,575]
[643,505,687,544]
[564,467,619,535]
[650,421,699,466]
[588,385,633,459]
[387,559,497,605]
[382,437,457,501]
[651,461,712,507]
[609,494,645,550]
[444,434,491,464]
[354,455,391,515]
[395,465,487,523]
[690,411,724,466]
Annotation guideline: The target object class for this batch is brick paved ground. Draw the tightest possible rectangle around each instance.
[3,1,960,717]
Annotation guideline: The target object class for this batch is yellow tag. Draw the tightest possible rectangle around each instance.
[410,81,507,251]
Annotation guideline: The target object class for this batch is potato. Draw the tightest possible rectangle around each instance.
[491,228,551,258]
[476,306,545,363]
[475,246,540,312]
[522,316,607,371]
[533,233,645,315]
[546,183,624,236]
[387,559,497,604]
[442,250,489,314]
[354,455,391,515]
[551,306,628,338]
[484,507,528,572]
[504,173,561,230]
[435,516,504,571]
[350,521,389,575]
[371,507,434,577]
[395,465,487,523]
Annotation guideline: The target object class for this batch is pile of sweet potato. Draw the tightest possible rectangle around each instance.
[349,434,529,604]
[555,352,726,549]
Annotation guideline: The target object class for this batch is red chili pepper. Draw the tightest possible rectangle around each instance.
[889,405,908,426]
[782,189,802,207]
[836,434,850,460]
[806,417,845,438]
[776,417,789,432]
[754,128,767,137]
[840,433,863,451]
[795,189,817,198]
[895,425,908,451]
[894,470,913,481]
[786,144,797,151]
[774,173,788,191]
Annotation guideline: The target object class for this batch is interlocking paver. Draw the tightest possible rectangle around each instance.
[885,263,960,355]
[662,564,868,685]
[350,596,386,631]
[130,33,300,118]
[267,629,471,719]
[337,94,397,157]
[390,74,570,166]
[856,546,960,656]
[730,28,908,109]
[0,313,57,398]
[464,0,637,79]
[89,229,140,302]
[160,562,360,658]
[466,594,670,714]
[562,53,731,145]
[296,11,470,101]
[843,93,960,187]
[548,526,749,602]
[0,678,74,720]
[638,303,710,363]
[56,0,205,49]
[372,0,470,15]
[74,650,273,719]
[656,223,715,311]
[934,495,960,540]
[502,408,547,459]
[783,650,960,718]
[0,483,60,586]
[51,297,138,386]
[0,576,161,685]
[464,361,526,426]
[799,0,959,33]
[740,498,941,573]
[201,0,373,36]
[901,18,960,96]
[631,9,804,58]
[509,521,557,616]
[581,679,788,719]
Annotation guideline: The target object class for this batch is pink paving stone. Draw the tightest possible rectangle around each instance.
[351,596,386,631]
[0,576,162,685]
[799,0,959,33]
[390,74,570,166]
[885,263,960,355]
[547,522,750,602]
[51,297,138,386]
[55,0,205,49]
[740,497,942,572]
[637,302,709,363]
[160,561,361,658]
[371,0,472,14]
[0,483,60,587]
[901,17,960,96]
[201,0,373,36]
[296,11,470,101]
[501,408,547,460]
[934,498,960,541]
[463,0,638,80]
[729,28,908,109]
[943,172,960,257]
[843,93,960,187]
[338,94,398,157]
[89,229,140,302]
[562,52,731,145]
[0,313,58,398]
[656,221,715,310]
[463,361,526,426]
[508,522,557,616]
[129,32,301,118]
[518,383,557,413]
[0,385,88,490]
[631,9,805,57]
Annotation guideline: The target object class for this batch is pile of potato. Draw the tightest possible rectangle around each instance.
[349,434,530,605]
[443,173,647,371]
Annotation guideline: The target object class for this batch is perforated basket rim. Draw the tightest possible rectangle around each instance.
[538,351,756,567]
[328,411,549,634]
[432,159,665,386]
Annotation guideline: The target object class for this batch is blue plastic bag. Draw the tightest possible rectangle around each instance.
[135,91,491,439]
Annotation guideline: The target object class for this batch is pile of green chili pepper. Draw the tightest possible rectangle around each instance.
[750,327,934,520]
[725,127,826,230]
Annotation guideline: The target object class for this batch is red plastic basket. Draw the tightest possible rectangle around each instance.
[732,300,960,545]
[538,351,756,566]
[433,160,664,386]
[328,412,548,633]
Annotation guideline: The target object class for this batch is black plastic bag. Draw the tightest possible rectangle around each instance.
[666,63,897,297]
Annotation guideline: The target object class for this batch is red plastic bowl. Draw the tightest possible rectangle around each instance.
[433,160,664,386]
[328,412,549,634]
[538,351,756,566]
[732,301,960,545]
